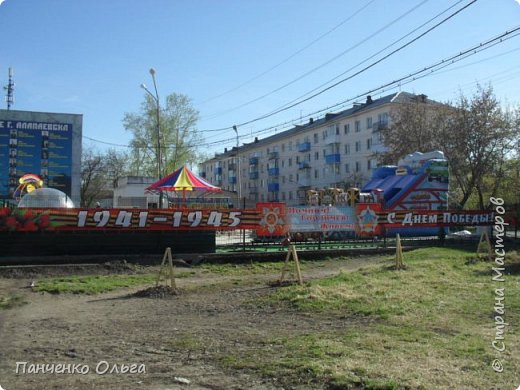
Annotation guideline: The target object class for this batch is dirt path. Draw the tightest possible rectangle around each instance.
[0,256,386,390]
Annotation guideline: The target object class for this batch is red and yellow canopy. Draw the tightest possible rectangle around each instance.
[146,165,221,193]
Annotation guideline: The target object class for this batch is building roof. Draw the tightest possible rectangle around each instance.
[207,91,433,161]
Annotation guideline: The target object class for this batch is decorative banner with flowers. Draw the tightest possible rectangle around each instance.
[0,208,58,232]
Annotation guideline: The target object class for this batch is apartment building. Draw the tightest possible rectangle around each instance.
[200,92,431,206]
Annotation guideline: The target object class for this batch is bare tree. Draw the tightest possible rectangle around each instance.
[380,86,519,209]
[80,146,130,206]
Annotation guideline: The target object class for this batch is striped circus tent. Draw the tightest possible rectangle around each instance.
[145,165,221,199]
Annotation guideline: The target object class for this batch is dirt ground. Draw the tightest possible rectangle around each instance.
[0,256,385,390]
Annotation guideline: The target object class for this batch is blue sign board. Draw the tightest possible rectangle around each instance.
[0,120,73,198]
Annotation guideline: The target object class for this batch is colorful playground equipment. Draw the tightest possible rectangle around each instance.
[13,173,44,201]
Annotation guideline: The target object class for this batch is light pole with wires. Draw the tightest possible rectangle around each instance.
[141,68,163,208]
[232,125,241,207]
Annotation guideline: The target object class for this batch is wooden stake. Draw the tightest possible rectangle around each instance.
[395,234,405,270]
[476,230,493,261]
[279,244,303,285]
[156,247,176,288]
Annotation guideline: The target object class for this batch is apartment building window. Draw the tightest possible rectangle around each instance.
[355,161,360,172]
[344,143,350,155]
[281,160,285,168]
[282,176,286,184]
[322,149,326,157]
[314,133,318,143]
[355,120,361,132]
[296,173,299,181]
[289,141,293,151]
[260,164,264,173]
[288,191,293,200]
[314,169,318,179]
[281,143,285,152]
[378,112,389,126]
[322,130,327,140]
[355,141,361,152]
[315,151,319,160]
[289,174,293,182]
[281,192,286,200]
[345,163,350,173]
[336,124,340,135]
[366,117,372,129]
[367,160,372,170]
[288,158,292,167]
[296,156,300,164]
[367,138,372,150]
[344,123,350,134]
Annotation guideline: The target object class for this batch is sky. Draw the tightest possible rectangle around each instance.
[1,0,520,159]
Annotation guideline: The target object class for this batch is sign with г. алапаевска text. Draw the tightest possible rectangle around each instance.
[0,119,73,198]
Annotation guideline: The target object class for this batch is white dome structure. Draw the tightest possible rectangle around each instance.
[18,188,75,208]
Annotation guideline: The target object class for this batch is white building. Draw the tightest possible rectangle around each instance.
[200,92,432,206]
[113,176,159,208]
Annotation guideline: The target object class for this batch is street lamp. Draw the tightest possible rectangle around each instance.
[232,125,241,207]
[141,68,163,208]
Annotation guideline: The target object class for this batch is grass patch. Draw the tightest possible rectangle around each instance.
[0,293,26,310]
[198,260,305,275]
[230,247,520,389]
[34,274,159,294]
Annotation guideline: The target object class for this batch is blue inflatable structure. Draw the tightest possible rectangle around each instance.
[362,151,449,236]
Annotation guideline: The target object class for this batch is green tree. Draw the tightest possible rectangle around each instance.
[123,93,201,178]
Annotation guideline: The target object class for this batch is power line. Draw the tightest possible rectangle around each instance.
[265,0,467,116]
[233,0,478,128]
[202,24,520,148]
[84,25,520,151]
[197,0,378,106]
[201,0,431,121]
[198,0,465,136]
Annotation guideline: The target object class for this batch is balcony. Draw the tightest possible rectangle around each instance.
[228,176,237,184]
[325,154,341,164]
[249,171,259,180]
[268,167,279,176]
[298,176,311,187]
[268,183,279,192]
[249,156,259,165]
[372,121,389,132]
[268,151,279,160]
[214,167,222,175]
[298,141,311,152]
[298,161,310,170]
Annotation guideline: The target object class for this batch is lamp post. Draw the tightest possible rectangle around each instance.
[141,68,163,208]
[232,125,241,207]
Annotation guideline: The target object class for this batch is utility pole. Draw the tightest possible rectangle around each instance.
[4,67,14,110]
[141,68,163,208]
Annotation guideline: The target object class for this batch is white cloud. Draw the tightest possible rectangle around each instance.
[516,0,520,5]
